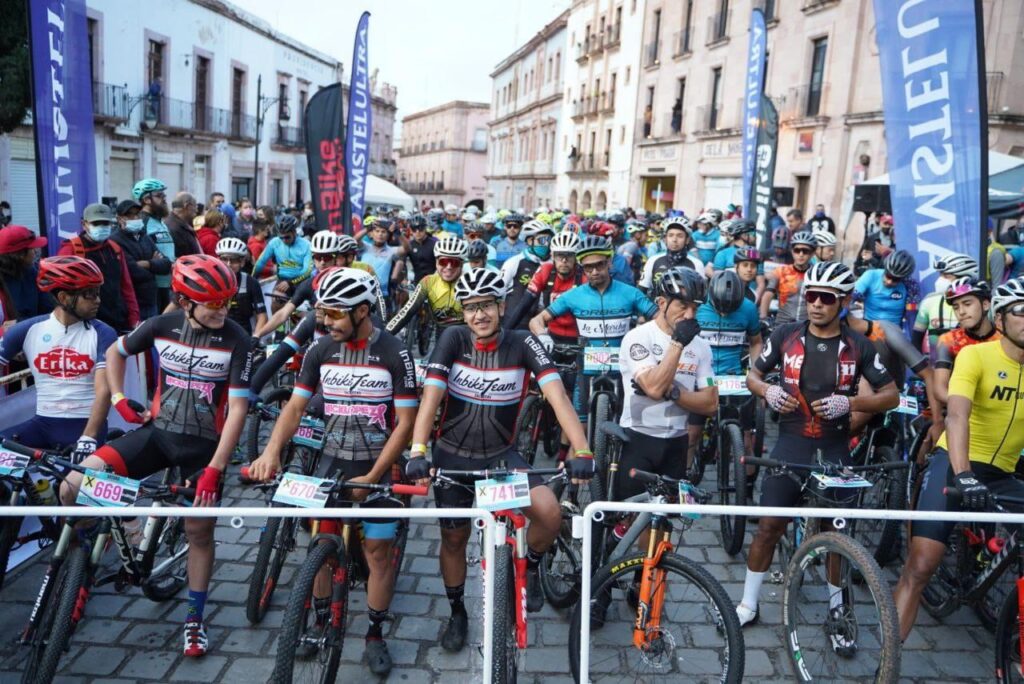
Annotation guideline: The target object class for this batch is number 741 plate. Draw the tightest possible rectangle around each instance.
[475,472,531,511]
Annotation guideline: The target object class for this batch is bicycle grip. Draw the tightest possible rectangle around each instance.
[628,468,659,483]
[169,484,197,500]
[0,438,40,459]
[741,456,776,468]
[393,483,429,497]
[239,466,275,483]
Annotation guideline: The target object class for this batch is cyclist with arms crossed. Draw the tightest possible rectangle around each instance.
[59,255,252,657]
[893,276,1024,641]
[405,269,594,651]
[248,268,417,675]
[739,261,898,653]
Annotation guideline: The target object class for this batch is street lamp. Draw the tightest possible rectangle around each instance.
[253,74,291,207]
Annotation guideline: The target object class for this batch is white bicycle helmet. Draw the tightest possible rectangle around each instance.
[316,267,379,309]
[434,235,468,259]
[550,231,581,253]
[813,231,837,247]
[337,234,359,255]
[696,210,720,227]
[664,216,692,235]
[935,253,979,279]
[215,237,248,257]
[397,210,411,221]
[310,231,340,255]
[804,260,856,293]
[455,268,507,302]
[790,231,817,248]
[992,277,1024,316]
[521,219,555,239]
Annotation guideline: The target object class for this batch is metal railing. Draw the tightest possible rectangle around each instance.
[589,32,604,54]
[152,96,256,140]
[694,97,744,133]
[644,40,660,67]
[605,23,621,48]
[673,28,693,57]
[92,82,129,121]
[779,82,830,121]
[803,0,839,11]
[706,10,731,44]
[576,40,589,63]
[601,92,615,114]
[273,125,304,148]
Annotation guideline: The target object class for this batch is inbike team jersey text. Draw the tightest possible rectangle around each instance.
[295,328,417,462]
[546,280,657,346]
[424,327,560,458]
[0,314,117,419]
[696,299,761,375]
[117,311,252,441]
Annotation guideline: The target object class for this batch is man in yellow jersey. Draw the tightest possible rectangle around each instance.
[893,276,1024,641]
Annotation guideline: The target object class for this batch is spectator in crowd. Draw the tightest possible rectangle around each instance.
[209,192,226,211]
[301,201,316,233]
[770,224,792,265]
[197,209,227,256]
[167,192,201,258]
[643,104,653,138]
[233,197,256,239]
[785,208,805,234]
[854,242,883,277]
[58,203,139,333]
[0,226,51,324]
[865,213,896,258]
[248,221,275,278]
[219,201,239,239]
[0,201,11,228]
[1008,236,1024,280]
[111,199,170,319]
[808,203,836,234]
[134,178,175,310]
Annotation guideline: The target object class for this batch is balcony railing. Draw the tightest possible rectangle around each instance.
[92,82,129,121]
[779,82,830,121]
[576,40,589,63]
[589,95,601,115]
[706,10,731,44]
[601,92,615,113]
[644,40,660,68]
[567,153,607,173]
[151,96,256,140]
[274,125,304,148]
[694,97,744,134]
[605,23,621,48]
[988,71,1005,114]
[590,33,604,54]
[673,28,693,57]
[802,0,840,12]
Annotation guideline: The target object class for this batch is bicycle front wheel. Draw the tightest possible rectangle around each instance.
[568,552,744,683]
[247,512,299,624]
[996,582,1024,683]
[23,545,89,684]
[272,540,348,684]
[140,515,188,602]
[783,531,900,683]
[491,543,518,684]
[718,423,747,556]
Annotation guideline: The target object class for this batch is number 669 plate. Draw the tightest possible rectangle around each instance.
[76,469,140,507]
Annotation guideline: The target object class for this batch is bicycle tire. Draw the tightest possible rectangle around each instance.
[752,397,766,459]
[0,480,22,590]
[27,545,89,684]
[995,582,1024,683]
[247,387,292,463]
[921,524,970,619]
[404,318,418,357]
[782,531,900,683]
[271,540,347,684]
[516,395,542,466]
[590,392,612,502]
[247,512,285,624]
[568,551,744,683]
[491,543,518,684]
[719,423,747,556]
[539,512,582,609]
[140,515,188,602]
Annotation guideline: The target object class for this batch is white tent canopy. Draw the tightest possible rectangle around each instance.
[862,150,1024,185]
[365,174,414,211]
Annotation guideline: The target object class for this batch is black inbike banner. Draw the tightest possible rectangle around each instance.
[752,94,779,251]
[304,83,351,234]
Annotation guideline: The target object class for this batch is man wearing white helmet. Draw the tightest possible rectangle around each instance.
[387,236,467,340]
[501,219,554,329]
[215,237,267,336]
[441,204,463,237]
[692,210,722,265]
[813,229,837,262]
[912,254,980,355]
[249,267,418,676]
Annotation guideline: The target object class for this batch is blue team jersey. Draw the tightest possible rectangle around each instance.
[490,236,526,266]
[547,280,656,349]
[611,253,635,285]
[854,268,909,327]
[713,245,765,274]
[692,229,721,264]
[695,300,761,374]
[1009,246,1024,279]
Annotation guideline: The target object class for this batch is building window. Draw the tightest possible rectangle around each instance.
[195,56,210,129]
[86,18,98,84]
[554,53,561,81]
[672,78,685,133]
[682,0,694,53]
[807,37,827,116]
[709,66,722,129]
[644,86,654,138]
[278,82,289,120]
[231,67,245,136]
[764,0,776,21]
[147,40,164,89]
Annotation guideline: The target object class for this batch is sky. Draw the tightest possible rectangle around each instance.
[233,0,570,140]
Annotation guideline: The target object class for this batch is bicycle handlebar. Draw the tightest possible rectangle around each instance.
[942,487,1024,509]
[741,455,911,473]
[239,465,428,497]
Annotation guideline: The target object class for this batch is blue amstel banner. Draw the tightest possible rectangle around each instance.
[345,11,372,234]
[873,0,987,291]
[28,0,97,251]
[742,8,767,214]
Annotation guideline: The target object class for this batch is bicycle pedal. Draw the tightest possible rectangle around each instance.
[467,556,481,567]
[769,570,785,585]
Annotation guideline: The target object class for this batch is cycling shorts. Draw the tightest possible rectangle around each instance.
[614,429,688,501]
[432,447,542,529]
[1,415,105,451]
[312,457,397,540]
[685,396,755,431]
[911,447,1024,543]
[96,424,218,485]
[759,434,854,509]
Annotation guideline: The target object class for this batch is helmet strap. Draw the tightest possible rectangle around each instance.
[1000,312,1024,351]
[54,291,84,328]
[185,300,215,332]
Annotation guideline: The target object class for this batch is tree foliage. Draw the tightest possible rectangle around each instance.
[0,0,31,135]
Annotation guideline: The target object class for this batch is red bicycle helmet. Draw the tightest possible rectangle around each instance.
[589,221,616,237]
[171,254,237,302]
[312,265,342,293]
[37,256,103,292]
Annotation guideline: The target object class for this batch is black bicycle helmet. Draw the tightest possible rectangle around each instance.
[709,270,745,314]
[655,266,706,304]
[409,216,428,230]
[884,249,916,280]
[466,239,489,261]
[277,215,299,234]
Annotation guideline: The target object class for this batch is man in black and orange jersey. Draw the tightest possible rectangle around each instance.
[760,231,816,324]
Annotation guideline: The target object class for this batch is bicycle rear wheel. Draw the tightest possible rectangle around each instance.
[23,545,89,684]
[491,543,518,684]
[247,509,299,624]
[539,499,583,609]
[568,551,743,683]
[718,423,747,556]
[782,531,900,682]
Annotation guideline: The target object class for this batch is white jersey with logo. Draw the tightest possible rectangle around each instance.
[0,313,116,418]
[619,320,715,438]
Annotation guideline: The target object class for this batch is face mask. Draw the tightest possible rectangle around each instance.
[530,245,551,260]
[124,219,145,234]
[86,224,111,242]
[815,211,825,218]
[242,209,254,219]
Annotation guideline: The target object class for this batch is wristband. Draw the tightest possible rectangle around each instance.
[669,340,684,351]
[111,392,126,404]
[574,449,593,458]
[410,443,428,456]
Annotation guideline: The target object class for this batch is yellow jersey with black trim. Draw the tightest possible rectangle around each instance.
[385,273,462,334]
[937,340,1024,473]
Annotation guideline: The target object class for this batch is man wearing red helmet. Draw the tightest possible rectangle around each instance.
[59,254,253,658]
[0,256,114,456]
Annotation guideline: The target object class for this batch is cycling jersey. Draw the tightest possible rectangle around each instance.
[691,228,721,265]
[936,340,1024,473]
[0,313,116,418]
[755,321,892,440]
[915,289,960,355]
[250,310,327,395]
[934,326,1001,370]
[526,262,585,339]
[490,236,526,267]
[695,299,761,374]
[361,243,399,297]
[861,318,928,388]
[288,263,385,319]
[766,264,809,323]
[1009,245,1024,279]
[116,311,252,442]
[251,235,313,283]
[619,320,715,439]
[545,279,657,353]
[638,252,705,291]
[712,245,765,275]
[610,253,635,285]
[501,251,546,330]
[423,327,560,459]
[407,235,438,282]
[853,268,909,327]
[226,272,267,335]
[386,273,462,334]
[294,328,417,462]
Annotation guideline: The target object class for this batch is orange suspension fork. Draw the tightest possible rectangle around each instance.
[632,531,673,649]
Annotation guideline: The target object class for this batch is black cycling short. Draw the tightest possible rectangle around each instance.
[96,424,217,484]
[614,429,688,501]
[685,395,755,431]
[432,447,543,529]
[911,448,1024,543]
[759,434,855,509]
[312,457,397,539]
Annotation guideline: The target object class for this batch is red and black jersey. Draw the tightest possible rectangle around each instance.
[934,326,1001,371]
[526,262,585,340]
[755,321,892,439]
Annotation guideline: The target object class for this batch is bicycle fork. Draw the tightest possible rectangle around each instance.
[514,521,529,650]
[633,526,673,650]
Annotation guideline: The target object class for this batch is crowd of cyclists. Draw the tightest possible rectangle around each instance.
[1,176,1024,681]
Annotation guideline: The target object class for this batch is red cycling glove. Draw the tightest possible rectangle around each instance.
[195,467,223,503]
[113,394,146,424]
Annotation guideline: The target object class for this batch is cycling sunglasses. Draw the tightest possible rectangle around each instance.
[76,288,101,301]
[1007,303,1024,317]
[791,247,814,256]
[804,290,839,306]
[313,253,337,261]
[316,306,350,321]
[534,236,552,246]
[438,257,463,269]
[199,298,231,310]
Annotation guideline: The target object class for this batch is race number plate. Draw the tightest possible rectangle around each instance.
[272,472,330,508]
[291,419,326,448]
[266,343,279,357]
[892,394,919,416]
[678,482,702,520]
[0,449,30,479]
[583,346,620,374]
[76,469,140,507]
[475,472,531,512]
[714,375,750,396]
[811,473,873,489]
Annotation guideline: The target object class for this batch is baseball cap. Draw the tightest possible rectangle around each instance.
[116,199,142,216]
[82,203,114,223]
[0,225,47,254]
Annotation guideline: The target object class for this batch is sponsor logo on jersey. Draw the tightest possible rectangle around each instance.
[577,317,630,338]
[998,371,1008,379]
[448,363,526,404]
[166,376,215,401]
[324,402,389,428]
[319,365,393,400]
[629,343,650,361]
[34,346,94,379]
[155,340,233,379]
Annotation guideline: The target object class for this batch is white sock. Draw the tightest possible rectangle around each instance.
[827,582,843,610]
[741,569,766,611]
